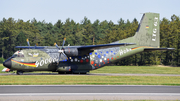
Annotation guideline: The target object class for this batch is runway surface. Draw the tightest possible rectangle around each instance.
[1,73,180,100]
[1,72,180,76]
[0,85,180,100]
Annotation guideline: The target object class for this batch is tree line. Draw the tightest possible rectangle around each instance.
[0,15,180,66]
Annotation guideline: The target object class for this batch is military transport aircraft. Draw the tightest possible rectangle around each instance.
[3,12,174,75]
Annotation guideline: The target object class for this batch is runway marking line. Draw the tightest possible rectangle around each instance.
[0,93,180,96]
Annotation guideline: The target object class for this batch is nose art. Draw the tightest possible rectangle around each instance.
[3,59,12,69]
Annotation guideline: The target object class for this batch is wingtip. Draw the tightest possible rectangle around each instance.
[167,48,175,50]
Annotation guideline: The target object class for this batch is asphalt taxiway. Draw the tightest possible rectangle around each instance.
[0,85,180,100]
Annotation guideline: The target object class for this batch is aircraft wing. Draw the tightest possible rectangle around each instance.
[68,43,136,56]
[77,43,135,50]
[144,48,175,52]
[15,46,45,49]
[15,43,135,56]
[15,43,135,49]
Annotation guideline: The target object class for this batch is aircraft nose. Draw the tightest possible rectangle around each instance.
[3,59,11,69]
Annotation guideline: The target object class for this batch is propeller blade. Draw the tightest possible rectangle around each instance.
[58,53,62,63]
[62,52,66,58]
[54,38,68,63]
[62,38,66,48]
[26,39,30,46]
[34,45,36,49]
[34,43,38,49]
[54,43,60,50]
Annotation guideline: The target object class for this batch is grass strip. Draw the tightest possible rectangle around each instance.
[0,75,180,85]
[1,64,180,74]
[90,66,180,74]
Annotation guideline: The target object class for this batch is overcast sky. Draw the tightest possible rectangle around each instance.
[0,0,179,24]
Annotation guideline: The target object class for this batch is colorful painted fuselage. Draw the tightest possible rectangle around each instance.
[10,44,144,73]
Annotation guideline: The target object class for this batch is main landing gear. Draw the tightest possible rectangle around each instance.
[16,70,23,75]
[58,71,87,74]
[58,71,73,74]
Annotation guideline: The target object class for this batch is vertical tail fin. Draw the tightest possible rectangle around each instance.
[134,13,160,48]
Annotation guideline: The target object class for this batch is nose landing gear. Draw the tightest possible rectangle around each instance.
[17,71,23,75]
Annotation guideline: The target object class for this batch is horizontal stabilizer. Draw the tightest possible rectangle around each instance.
[144,48,175,52]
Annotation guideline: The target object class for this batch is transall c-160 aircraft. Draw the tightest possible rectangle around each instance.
[3,12,174,75]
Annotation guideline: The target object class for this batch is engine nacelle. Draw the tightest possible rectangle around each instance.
[64,47,93,56]
[64,48,78,56]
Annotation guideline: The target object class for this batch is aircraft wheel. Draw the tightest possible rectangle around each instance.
[17,71,23,75]
[72,72,79,74]
[80,72,87,74]
[66,71,72,74]
[58,72,65,74]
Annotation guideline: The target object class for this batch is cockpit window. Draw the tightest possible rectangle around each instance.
[11,53,24,58]
[17,53,24,57]
[11,54,17,58]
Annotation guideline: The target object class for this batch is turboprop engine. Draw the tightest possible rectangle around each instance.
[63,48,79,56]
[54,38,92,62]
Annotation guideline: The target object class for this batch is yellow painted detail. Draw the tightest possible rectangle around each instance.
[11,59,36,67]
[132,46,154,50]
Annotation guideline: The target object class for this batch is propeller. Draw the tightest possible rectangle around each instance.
[26,39,30,46]
[26,39,38,49]
[54,38,67,63]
